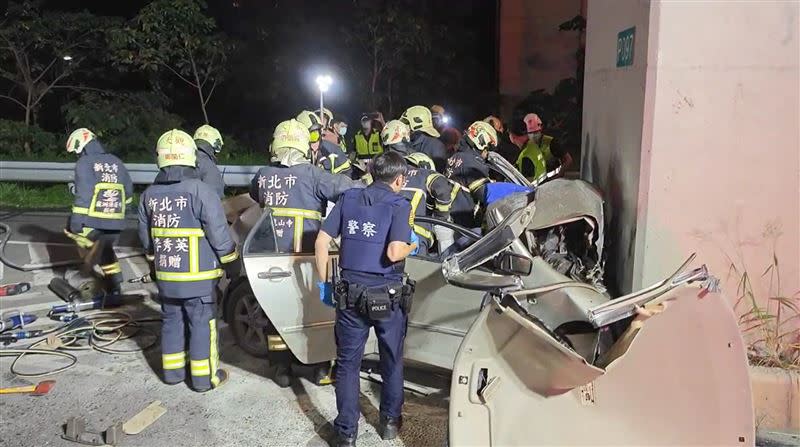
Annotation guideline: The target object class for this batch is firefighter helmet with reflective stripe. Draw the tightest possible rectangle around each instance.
[406,152,435,170]
[66,128,96,154]
[296,110,323,131]
[483,115,504,134]
[193,124,224,153]
[380,120,411,146]
[315,107,333,127]
[465,121,498,152]
[271,119,311,158]
[157,129,197,168]
[400,105,440,138]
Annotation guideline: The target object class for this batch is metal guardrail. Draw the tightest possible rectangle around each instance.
[0,161,261,187]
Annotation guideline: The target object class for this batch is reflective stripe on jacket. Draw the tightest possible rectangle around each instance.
[70,140,133,232]
[138,170,237,299]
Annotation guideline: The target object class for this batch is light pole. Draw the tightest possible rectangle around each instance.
[315,75,332,124]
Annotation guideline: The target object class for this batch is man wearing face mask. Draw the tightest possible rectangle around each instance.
[297,110,353,178]
[332,119,349,153]
[515,113,555,182]
[353,113,384,160]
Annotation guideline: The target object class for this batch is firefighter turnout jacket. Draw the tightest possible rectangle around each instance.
[318,140,353,177]
[410,131,449,173]
[69,140,133,233]
[250,163,362,253]
[138,166,238,299]
[195,140,225,198]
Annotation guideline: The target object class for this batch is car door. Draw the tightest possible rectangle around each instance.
[241,209,336,365]
[447,286,755,446]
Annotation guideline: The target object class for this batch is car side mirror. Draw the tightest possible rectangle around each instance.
[494,252,533,276]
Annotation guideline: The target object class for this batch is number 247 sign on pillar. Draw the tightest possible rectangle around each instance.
[617,27,636,68]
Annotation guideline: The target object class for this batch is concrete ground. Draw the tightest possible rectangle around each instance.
[0,209,448,446]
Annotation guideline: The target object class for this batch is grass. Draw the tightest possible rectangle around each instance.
[0,182,142,209]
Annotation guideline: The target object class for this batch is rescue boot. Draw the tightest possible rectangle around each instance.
[194,368,229,393]
[378,415,402,440]
[334,433,356,447]
[312,361,334,386]
[273,363,292,388]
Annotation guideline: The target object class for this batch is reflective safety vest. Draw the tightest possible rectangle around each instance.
[354,130,383,159]
[70,141,133,231]
[515,135,553,182]
[139,177,238,299]
[339,187,405,275]
[250,164,359,253]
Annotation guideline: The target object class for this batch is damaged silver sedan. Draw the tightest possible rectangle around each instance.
[221,158,754,446]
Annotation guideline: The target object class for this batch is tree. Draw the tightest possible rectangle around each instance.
[111,0,230,124]
[344,0,430,114]
[0,1,118,153]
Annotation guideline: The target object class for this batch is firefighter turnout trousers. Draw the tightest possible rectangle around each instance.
[161,294,224,391]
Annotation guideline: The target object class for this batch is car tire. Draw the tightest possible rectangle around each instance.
[225,282,272,358]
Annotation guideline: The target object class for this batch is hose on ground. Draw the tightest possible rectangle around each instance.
[0,222,144,271]
[0,311,160,378]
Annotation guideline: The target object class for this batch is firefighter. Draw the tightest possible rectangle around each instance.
[314,151,417,446]
[515,113,554,182]
[249,119,362,387]
[297,110,353,178]
[380,120,458,255]
[400,105,449,173]
[353,113,383,160]
[446,121,498,228]
[64,128,133,294]
[138,129,239,392]
[193,124,225,199]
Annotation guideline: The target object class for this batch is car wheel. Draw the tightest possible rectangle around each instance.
[225,282,271,358]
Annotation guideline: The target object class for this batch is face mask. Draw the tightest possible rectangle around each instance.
[338,126,347,136]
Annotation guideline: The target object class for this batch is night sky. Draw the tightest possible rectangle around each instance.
[27,0,498,148]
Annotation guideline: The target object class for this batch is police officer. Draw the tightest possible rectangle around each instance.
[138,129,239,392]
[400,105,449,173]
[297,110,353,178]
[64,128,133,294]
[380,120,458,255]
[353,113,383,160]
[249,119,361,387]
[446,121,498,228]
[314,151,417,447]
[193,124,225,198]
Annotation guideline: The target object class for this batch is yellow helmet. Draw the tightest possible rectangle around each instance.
[193,124,224,153]
[400,105,440,138]
[406,152,435,170]
[66,128,96,154]
[315,107,333,127]
[296,110,323,143]
[380,120,411,146]
[465,121,498,152]
[483,115,504,134]
[271,119,311,158]
[156,129,197,168]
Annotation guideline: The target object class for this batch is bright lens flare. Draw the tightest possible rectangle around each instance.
[315,75,333,93]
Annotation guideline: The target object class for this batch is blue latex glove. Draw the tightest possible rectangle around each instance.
[318,281,335,308]
[410,231,420,256]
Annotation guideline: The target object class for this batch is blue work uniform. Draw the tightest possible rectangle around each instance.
[67,140,133,292]
[321,182,412,439]
[138,166,238,391]
[318,140,353,178]
[195,140,225,199]
[249,163,361,253]
[446,140,492,229]
[410,131,448,173]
